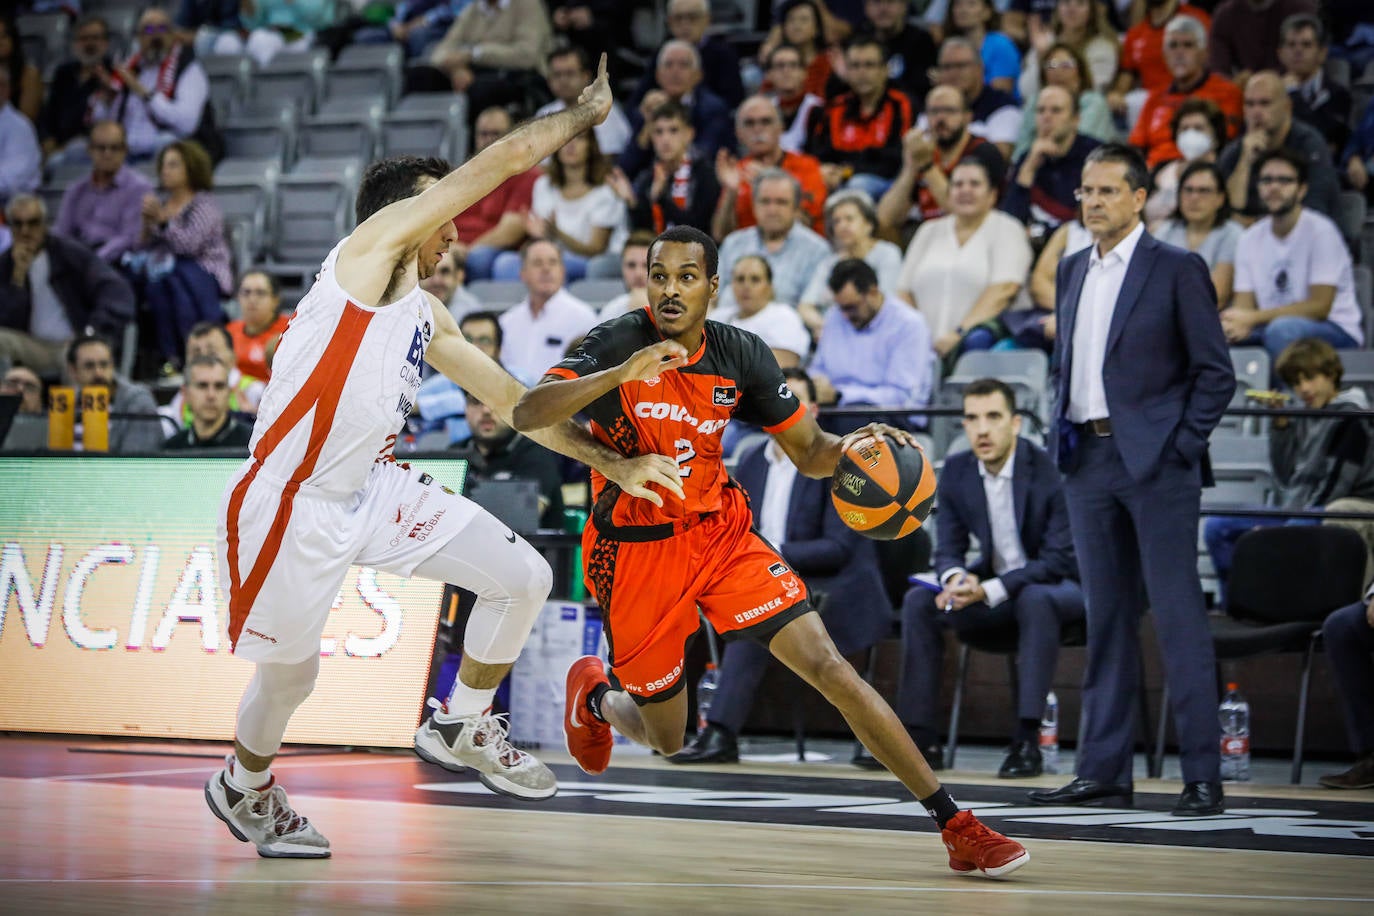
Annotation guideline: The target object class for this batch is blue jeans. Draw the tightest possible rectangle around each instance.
[143,258,225,362]
[1255,317,1358,365]
[1203,513,1320,605]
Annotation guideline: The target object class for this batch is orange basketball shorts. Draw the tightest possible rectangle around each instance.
[581,484,813,704]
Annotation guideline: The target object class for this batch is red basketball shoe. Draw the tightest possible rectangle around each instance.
[565,655,614,775]
[941,810,1030,877]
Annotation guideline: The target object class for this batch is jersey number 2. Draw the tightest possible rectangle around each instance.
[674,439,696,478]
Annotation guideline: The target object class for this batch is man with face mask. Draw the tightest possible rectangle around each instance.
[88,6,211,160]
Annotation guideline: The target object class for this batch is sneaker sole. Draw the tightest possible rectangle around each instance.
[954,849,1030,878]
[414,731,557,802]
[203,779,331,859]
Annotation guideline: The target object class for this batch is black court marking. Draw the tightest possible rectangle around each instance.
[36,752,1374,857]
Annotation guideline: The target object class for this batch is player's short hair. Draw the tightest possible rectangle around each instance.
[827,257,879,295]
[1276,337,1342,387]
[651,226,718,279]
[962,377,1017,413]
[1255,147,1308,185]
[355,155,451,224]
[781,366,816,403]
[1084,143,1150,192]
[188,321,233,351]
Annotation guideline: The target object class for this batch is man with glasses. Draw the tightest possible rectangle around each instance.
[1218,70,1338,222]
[88,6,211,160]
[1279,14,1351,158]
[713,96,827,239]
[0,68,41,207]
[65,333,164,452]
[762,44,824,155]
[620,39,732,180]
[1128,15,1242,168]
[537,46,632,155]
[0,195,135,376]
[52,121,154,265]
[39,14,113,157]
[162,354,252,451]
[927,37,1020,161]
[646,0,743,109]
[808,36,915,199]
[0,366,44,415]
[1030,143,1234,817]
[1223,148,1364,360]
[859,0,936,105]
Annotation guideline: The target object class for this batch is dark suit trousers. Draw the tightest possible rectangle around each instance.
[1064,435,1221,787]
[710,638,774,735]
[896,581,1085,734]
[1321,601,1374,756]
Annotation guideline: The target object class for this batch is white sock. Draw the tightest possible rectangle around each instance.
[443,680,496,719]
[228,757,272,791]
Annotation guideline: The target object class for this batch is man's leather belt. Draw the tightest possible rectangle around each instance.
[1076,418,1113,437]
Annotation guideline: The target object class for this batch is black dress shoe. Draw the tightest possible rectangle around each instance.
[1027,777,1133,807]
[1171,781,1224,816]
[666,723,739,764]
[853,741,943,770]
[997,739,1043,779]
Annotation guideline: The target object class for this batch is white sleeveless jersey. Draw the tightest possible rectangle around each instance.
[246,237,433,498]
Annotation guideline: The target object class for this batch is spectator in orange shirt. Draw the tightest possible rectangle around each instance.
[1109,0,1210,117]
[226,268,288,381]
[1128,15,1241,169]
[713,95,827,241]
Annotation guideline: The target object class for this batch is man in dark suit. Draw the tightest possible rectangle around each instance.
[668,368,891,763]
[1029,144,1235,816]
[884,379,1083,778]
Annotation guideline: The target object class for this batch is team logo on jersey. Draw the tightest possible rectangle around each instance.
[712,385,737,406]
[768,562,789,577]
[778,383,794,399]
[644,375,661,387]
[422,321,432,345]
[419,473,433,486]
[406,327,425,367]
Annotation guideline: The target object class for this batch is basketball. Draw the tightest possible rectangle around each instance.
[831,435,936,540]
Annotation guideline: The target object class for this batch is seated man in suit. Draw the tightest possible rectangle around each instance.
[1319,578,1374,789]
[668,368,892,763]
[887,378,1084,777]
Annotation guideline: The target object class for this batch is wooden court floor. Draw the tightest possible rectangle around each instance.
[2,735,1372,915]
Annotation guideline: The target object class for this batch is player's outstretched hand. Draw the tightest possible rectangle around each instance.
[617,340,688,384]
[603,453,685,508]
[838,422,922,455]
[577,53,614,125]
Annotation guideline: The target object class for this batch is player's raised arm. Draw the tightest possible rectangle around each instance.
[343,57,613,277]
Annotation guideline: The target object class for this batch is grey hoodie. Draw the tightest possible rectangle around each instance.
[1270,387,1374,509]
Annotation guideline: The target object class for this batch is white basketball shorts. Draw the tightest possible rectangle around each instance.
[217,459,481,664]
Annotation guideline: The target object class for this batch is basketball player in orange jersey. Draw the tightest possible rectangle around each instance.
[513,226,1031,877]
[205,57,688,859]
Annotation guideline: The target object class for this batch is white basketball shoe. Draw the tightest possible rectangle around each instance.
[204,756,331,858]
[413,698,557,800]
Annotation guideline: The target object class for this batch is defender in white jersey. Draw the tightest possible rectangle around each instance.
[204,57,685,859]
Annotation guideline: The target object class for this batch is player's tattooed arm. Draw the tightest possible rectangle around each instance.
[424,299,684,506]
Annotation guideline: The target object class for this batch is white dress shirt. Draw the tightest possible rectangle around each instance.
[758,442,797,549]
[976,448,1027,608]
[498,288,598,381]
[1067,221,1145,423]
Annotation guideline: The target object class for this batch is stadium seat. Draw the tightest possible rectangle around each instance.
[1209,432,1276,505]
[326,59,403,107]
[1338,348,1374,402]
[37,185,66,219]
[1336,191,1367,248]
[1222,347,1270,436]
[395,92,468,123]
[268,158,362,277]
[464,281,528,311]
[299,108,383,163]
[215,163,280,265]
[202,54,253,117]
[1354,265,1373,345]
[934,349,1049,455]
[568,279,627,308]
[45,159,90,188]
[251,49,329,114]
[16,12,67,74]
[380,112,467,163]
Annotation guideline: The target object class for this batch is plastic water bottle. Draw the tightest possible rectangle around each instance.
[1219,682,1251,782]
[696,663,719,734]
[1039,691,1060,775]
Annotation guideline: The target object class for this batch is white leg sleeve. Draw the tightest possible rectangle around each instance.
[411,511,553,666]
[235,653,321,759]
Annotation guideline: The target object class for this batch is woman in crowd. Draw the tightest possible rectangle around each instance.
[492,129,627,283]
[133,140,233,375]
[763,43,825,155]
[897,158,1032,365]
[226,268,288,381]
[0,14,43,123]
[1151,161,1241,310]
[1021,210,1094,352]
[758,0,834,101]
[1018,0,1118,100]
[1144,98,1229,226]
[1013,42,1115,158]
[797,190,903,339]
[944,0,1020,97]
[714,254,811,370]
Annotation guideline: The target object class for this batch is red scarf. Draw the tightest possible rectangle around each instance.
[118,44,183,99]
[651,156,694,233]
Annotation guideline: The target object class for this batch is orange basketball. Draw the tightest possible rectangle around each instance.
[830,435,936,540]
